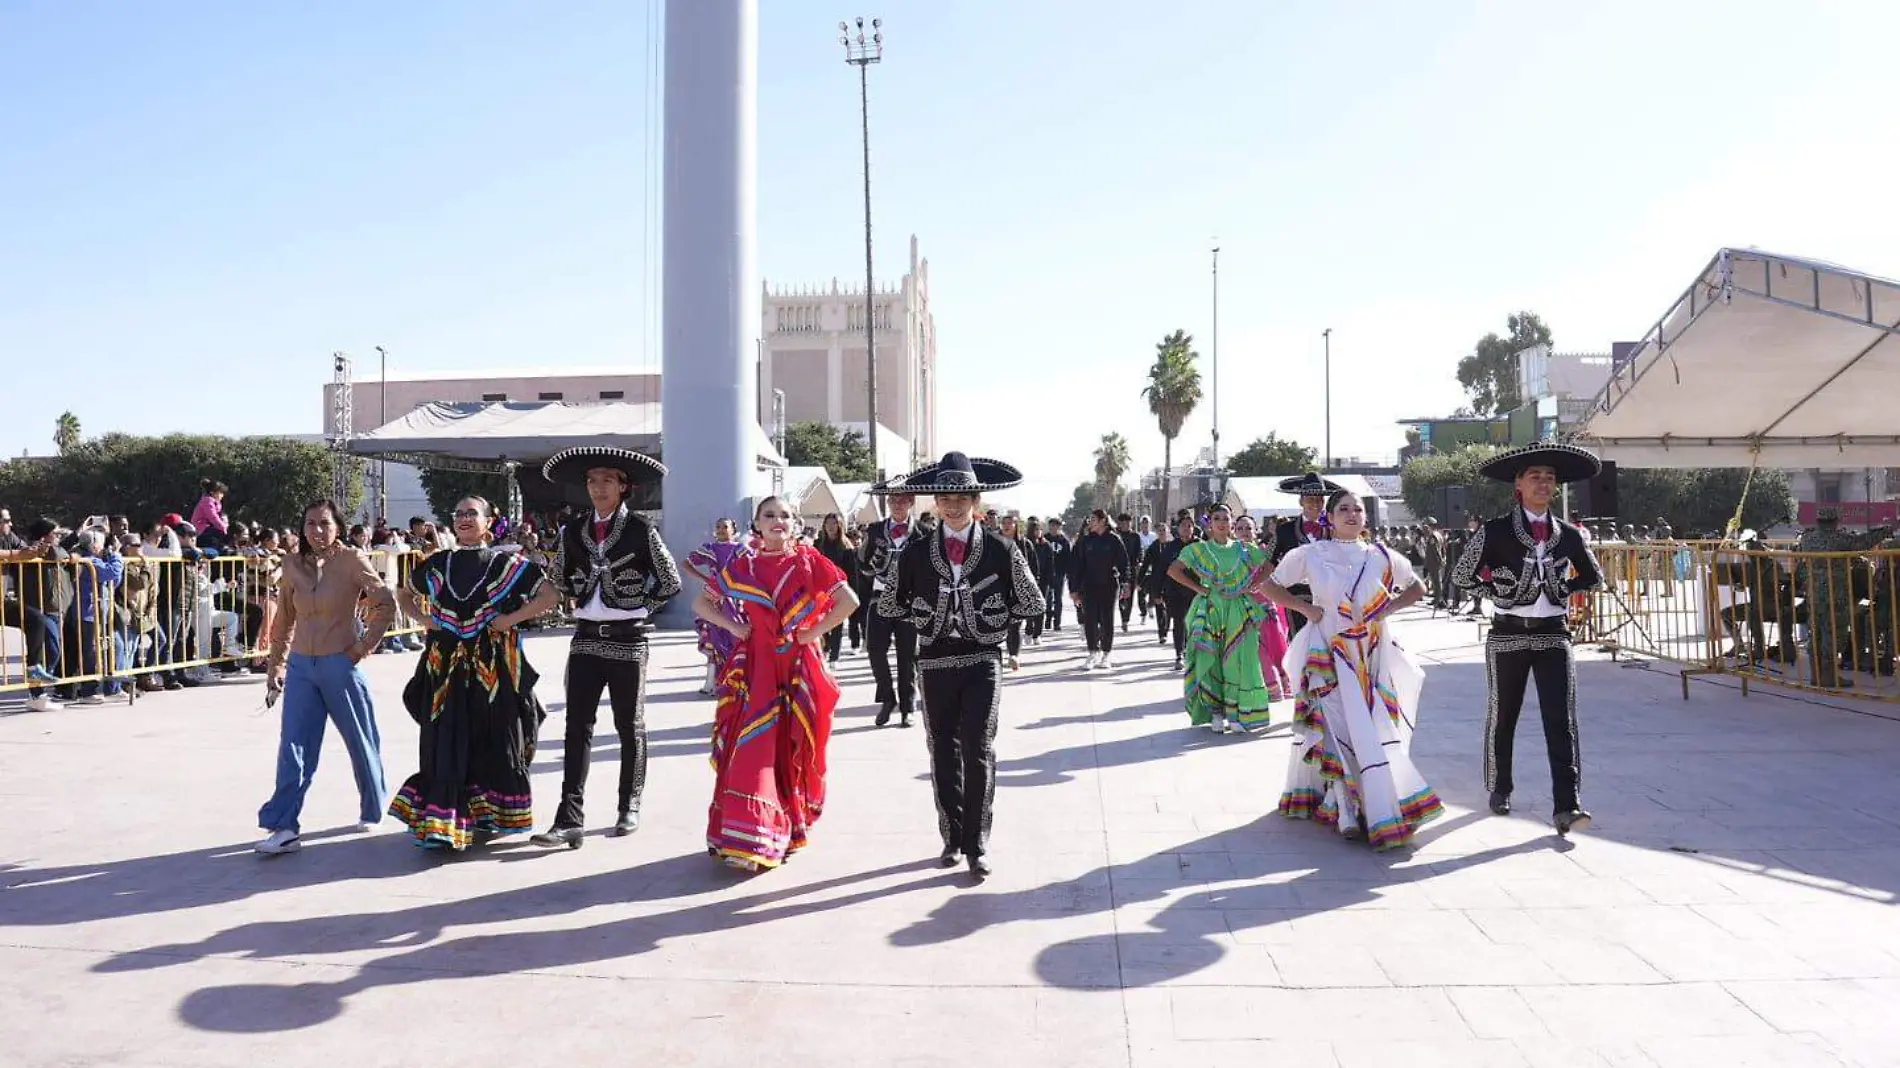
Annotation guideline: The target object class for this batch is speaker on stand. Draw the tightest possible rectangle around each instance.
[1577,460,1620,521]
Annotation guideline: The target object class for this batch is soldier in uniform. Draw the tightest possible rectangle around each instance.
[531,446,679,848]
[1795,506,1883,689]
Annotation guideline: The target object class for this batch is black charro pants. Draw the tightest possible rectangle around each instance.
[1484,617,1581,813]
[868,609,917,711]
[919,653,1002,858]
[553,644,648,827]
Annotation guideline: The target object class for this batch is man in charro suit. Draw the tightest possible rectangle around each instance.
[1452,443,1604,837]
[530,446,679,849]
[1269,472,1343,640]
[858,490,918,727]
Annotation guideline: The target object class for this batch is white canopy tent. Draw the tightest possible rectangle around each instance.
[347,400,788,471]
[1578,249,1900,468]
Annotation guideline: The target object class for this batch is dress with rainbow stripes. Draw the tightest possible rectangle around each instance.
[1179,538,1273,729]
[388,547,549,851]
[704,545,845,869]
[1272,539,1442,850]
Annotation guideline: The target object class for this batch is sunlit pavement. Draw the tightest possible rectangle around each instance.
[3,607,1899,1067]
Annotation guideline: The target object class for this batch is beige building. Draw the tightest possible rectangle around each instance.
[760,234,937,474]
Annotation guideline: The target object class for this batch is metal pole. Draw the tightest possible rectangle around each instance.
[1322,328,1332,469]
[1211,244,1220,478]
[376,345,388,522]
[842,17,884,484]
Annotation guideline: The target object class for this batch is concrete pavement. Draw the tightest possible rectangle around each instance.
[3,607,1899,1066]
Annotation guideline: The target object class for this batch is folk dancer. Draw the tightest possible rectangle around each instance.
[1169,503,1273,733]
[531,446,680,848]
[684,518,746,693]
[858,491,919,727]
[878,452,1046,878]
[1271,472,1345,641]
[1451,443,1604,836]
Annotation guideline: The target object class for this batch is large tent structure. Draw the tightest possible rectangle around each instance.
[1577,249,1900,469]
[345,401,788,515]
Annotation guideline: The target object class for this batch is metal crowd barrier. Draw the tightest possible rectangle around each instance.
[1576,540,1900,703]
[2,548,426,702]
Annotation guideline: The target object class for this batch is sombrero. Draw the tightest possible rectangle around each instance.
[874,451,1022,496]
[1278,472,1345,498]
[541,446,667,488]
[1476,442,1602,484]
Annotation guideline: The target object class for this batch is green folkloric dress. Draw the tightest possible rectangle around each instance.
[1181,538,1273,728]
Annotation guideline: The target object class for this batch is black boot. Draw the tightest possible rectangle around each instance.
[613,806,640,836]
[1554,809,1592,836]
[530,825,583,850]
[875,702,893,728]
[1488,792,1512,816]
[939,845,961,868]
[899,704,914,728]
[968,854,992,878]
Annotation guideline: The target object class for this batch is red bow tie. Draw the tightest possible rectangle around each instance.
[945,537,967,565]
[1303,522,1323,536]
[1530,519,1551,542]
[592,519,609,542]
[890,522,908,539]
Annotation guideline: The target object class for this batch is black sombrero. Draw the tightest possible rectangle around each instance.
[1476,442,1601,485]
[874,451,1022,496]
[1278,472,1345,498]
[541,446,668,488]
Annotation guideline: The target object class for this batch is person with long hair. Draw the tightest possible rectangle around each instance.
[685,517,746,693]
[1168,503,1272,733]
[254,500,398,855]
[1237,515,1295,700]
[696,496,857,872]
[1068,508,1130,670]
[1020,517,1046,646]
[388,497,561,851]
[1145,512,1197,669]
[812,513,859,666]
[1259,489,1439,849]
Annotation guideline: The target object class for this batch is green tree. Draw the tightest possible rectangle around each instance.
[420,468,512,526]
[0,434,357,528]
[1093,432,1132,510]
[1140,329,1203,522]
[1618,467,1795,535]
[782,421,875,483]
[1399,444,1514,523]
[53,411,81,455]
[1225,432,1320,478]
[1456,311,1553,417]
[1060,481,1095,531]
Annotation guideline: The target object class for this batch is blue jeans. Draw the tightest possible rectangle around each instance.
[256,652,387,833]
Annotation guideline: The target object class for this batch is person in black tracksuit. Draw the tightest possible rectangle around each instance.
[1037,520,1072,631]
[1147,513,1198,667]
[1114,513,1143,633]
[1067,509,1129,668]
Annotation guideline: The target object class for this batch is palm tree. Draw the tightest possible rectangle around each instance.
[1093,432,1132,511]
[53,411,81,455]
[1140,329,1203,521]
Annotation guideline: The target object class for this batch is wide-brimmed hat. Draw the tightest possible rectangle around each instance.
[874,451,1022,495]
[541,446,667,489]
[1476,442,1602,485]
[1278,472,1345,498]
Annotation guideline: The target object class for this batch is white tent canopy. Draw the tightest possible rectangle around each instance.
[347,401,788,470]
[1227,474,1383,518]
[1578,249,1900,468]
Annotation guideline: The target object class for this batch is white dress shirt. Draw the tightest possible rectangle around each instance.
[871,519,911,591]
[575,509,648,622]
[1493,508,1567,619]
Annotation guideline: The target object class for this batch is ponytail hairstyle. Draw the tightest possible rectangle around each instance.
[1322,489,1361,540]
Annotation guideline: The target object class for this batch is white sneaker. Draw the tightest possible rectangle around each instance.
[24,695,60,712]
[1100,657,1116,670]
[351,821,378,834]
[1211,714,1228,734]
[253,829,302,855]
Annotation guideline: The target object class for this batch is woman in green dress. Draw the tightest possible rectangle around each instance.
[1167,504,1273,734]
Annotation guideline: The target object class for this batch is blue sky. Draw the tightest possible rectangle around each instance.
[3,1,1895,516]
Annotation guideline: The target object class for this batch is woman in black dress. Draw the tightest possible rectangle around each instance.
[814,513,859,665]
[390,497,561,851]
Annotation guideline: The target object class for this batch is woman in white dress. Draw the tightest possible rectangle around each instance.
[1258,490,1443,850]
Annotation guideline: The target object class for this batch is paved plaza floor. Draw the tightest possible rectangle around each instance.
[3,607,1900,1066]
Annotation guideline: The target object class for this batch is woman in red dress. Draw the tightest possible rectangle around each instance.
[694,496,859,872]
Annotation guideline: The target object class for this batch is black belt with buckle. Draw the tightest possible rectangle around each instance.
[575,619,650,641]
[1490,614,1567,635]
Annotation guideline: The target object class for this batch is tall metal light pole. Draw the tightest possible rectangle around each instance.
[375,345,388,522]
[1321,328,1332,469]
[841,16,883,483]
[1210,243,1220,477]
